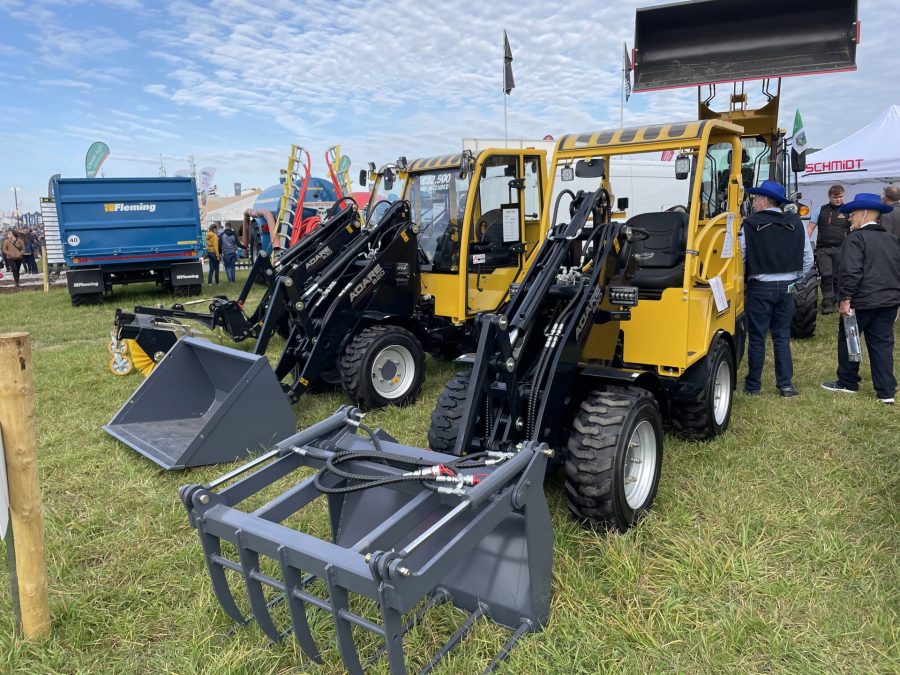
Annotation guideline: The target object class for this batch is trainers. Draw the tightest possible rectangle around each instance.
[877,397,895,405]
[821,381,858,394]
[778,386,800,398]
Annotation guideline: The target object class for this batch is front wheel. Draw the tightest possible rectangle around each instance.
[340,325,425,409]
[565,387,663,532]
[427,370,472,453]
[671,337,734,440]
[790,279,818,339]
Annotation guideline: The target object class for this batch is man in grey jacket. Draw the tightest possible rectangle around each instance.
[881,185,900,237]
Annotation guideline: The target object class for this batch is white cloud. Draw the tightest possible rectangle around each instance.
[38,79,94,90]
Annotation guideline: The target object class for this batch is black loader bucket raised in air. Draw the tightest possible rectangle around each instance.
[180,407,553,674]
[633,0,858,91]
[104,337,296,470]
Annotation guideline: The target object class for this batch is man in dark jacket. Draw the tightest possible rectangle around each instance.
[807,185,850,314]
[821,193,900,404]
[219,223,245,283]
[741,180,814,397]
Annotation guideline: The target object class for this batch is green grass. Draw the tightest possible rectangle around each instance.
[0,275,897,674]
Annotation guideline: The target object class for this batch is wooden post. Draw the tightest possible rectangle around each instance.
[40,245,49,293]
[0,333,50,638]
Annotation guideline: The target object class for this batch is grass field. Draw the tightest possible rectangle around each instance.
[0,275,897,674]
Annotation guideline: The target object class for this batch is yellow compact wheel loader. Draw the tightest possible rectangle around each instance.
[107,147,550,469]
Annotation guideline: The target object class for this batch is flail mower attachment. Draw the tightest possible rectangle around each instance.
[180,407,552,674]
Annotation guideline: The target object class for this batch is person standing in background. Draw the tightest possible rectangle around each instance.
[880,185,900,238]
[2,230,25,286]
[807,185,850,315]
[219,222,245,283]
[21,226,36,275]
[205,223,221,285]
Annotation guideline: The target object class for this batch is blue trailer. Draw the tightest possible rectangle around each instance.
[54,177,205,305]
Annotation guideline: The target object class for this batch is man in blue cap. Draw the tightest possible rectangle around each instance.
[740,179,813,397]
[821,193,900,404]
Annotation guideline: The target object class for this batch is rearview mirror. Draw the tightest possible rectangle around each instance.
[358,169,367,187]
[791,152,807,173]
[674,154,691,180]
[383,167,395,191]
[617,197,629,210]
[575,158,605,178]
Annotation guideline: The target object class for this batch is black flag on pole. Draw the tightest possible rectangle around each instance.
[503,30,515,95]
[624,42,632,101]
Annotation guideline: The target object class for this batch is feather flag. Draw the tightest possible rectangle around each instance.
[503,31,515,95]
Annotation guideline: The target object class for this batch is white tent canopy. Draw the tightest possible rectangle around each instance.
[799,105,900,220]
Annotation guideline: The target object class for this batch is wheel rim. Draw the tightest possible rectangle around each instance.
[370,345,415,400]
[712,359,732,426]
[623,419,658,510]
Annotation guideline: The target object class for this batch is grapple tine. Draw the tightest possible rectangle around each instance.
[277,545,323,664]
[235,530,283,643]
[482,620,532,674]
[325,564,367,675]
[197,526,246,625]
[419,603,485,675]
[381,606,406,675]
[368,591,449,666]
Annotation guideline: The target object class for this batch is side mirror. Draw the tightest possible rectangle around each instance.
[741,149,751,163]
[383,167,395,191]
[617,197,629,210]
[674,154,691,180]
[791,152,807,173]
[358,169,367,187]
[575,158,605,178]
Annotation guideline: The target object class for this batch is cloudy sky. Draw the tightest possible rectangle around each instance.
[0,0,896,214]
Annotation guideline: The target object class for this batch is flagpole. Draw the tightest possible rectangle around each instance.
[620,52,625,128]
[503,32,508,148]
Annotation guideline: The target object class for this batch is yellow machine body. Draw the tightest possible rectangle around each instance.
[549,120,747,377]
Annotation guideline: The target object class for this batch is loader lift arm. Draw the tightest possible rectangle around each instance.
[453,187,643,457]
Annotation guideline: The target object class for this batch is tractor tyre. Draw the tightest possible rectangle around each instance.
[564,387,663,532]
[427,370,472,453]
[790,281,818,339]
[71,292,102,307]
[340,325,425,409]
[670,337,735,441]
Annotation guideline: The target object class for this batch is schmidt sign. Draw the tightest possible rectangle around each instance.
[804,158,865,176]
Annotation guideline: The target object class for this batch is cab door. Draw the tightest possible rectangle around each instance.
[466,152,544,315]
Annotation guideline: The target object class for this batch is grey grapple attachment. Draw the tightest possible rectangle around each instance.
[180,407,552,674]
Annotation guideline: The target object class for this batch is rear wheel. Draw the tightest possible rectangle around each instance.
[71,292,102,306]
[340,325,425,409]
[670,337,734,440]
[790,280,818,339]
[565,387,663,532]
[427,370,472,453]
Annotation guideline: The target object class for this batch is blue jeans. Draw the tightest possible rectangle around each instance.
[207,255,220,284]
[744,280,796,391]
[836,305,898,399]
[223,252,237,283]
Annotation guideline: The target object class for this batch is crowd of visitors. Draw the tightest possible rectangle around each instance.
[1,226,44,287]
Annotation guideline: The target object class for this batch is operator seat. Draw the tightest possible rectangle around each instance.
[628,211,689,299]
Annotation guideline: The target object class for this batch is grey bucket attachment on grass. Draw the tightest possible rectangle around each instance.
[633,0,858,91]
[180,407,552,674]
[104,336,295,470]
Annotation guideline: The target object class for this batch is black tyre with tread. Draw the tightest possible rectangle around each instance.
[427,370,472,453]
[790,281,818,339]
[340,325,425,409]
[670,337,735,440]
[71,292,102,306]
[565,387,663,532]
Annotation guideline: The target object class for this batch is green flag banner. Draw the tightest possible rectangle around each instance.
[792,110,808,154]
[85,141,110,178]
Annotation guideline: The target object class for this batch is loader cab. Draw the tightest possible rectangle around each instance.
[401,149,547,323]
[549,121,746,378]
